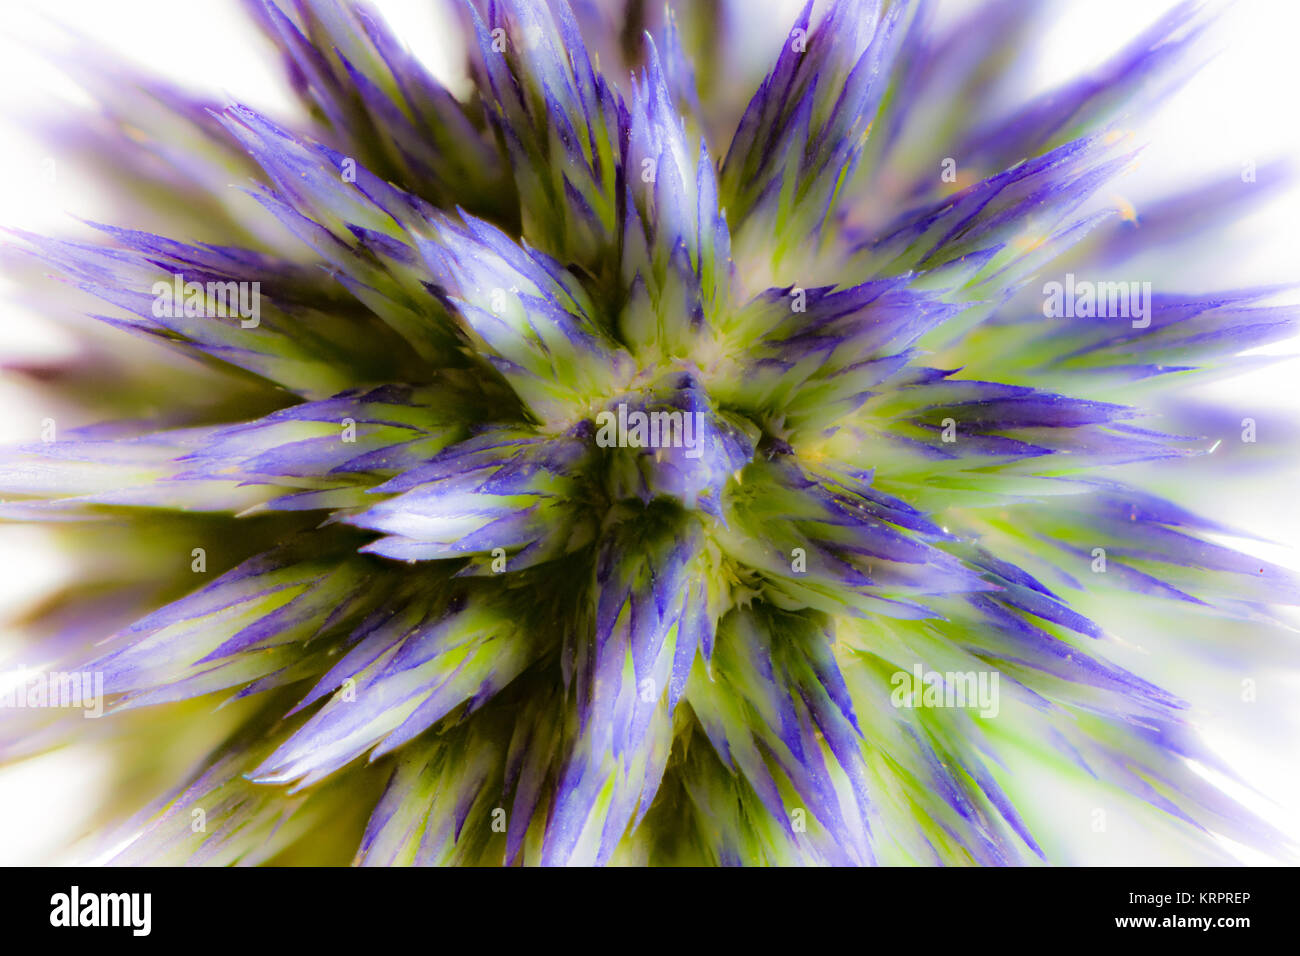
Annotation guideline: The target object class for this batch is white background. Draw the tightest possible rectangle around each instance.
[0,0,1297,865]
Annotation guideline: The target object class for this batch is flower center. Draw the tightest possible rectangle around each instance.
[592,372,757,515]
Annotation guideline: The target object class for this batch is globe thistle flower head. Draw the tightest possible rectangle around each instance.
[1,0,1297,867]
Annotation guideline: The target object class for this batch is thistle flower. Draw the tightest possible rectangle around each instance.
[1,0,1296,866]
